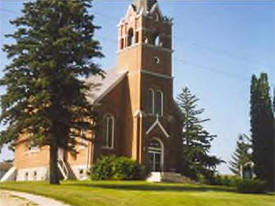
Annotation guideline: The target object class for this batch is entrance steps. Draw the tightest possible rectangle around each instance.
[0,167,16,182]
[147,172,194,183]
[57,160,76,180]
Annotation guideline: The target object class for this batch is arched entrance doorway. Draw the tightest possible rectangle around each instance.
[148,138,164,172]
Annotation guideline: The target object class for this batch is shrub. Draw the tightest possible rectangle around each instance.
[198,174,209,184]
[90,155,146,180]
[237,179,267,193]
[90,155,115,180]
[211,175,241,187]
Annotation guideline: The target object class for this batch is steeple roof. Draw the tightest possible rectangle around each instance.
[133,0,157,12]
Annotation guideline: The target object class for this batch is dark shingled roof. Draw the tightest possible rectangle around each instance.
[0,162,12,170]
[85,68,128,103]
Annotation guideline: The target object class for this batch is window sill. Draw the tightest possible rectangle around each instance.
[25,149,40,154]
[78,146,88,151]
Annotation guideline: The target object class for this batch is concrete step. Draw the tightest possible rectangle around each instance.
[147,172,195,183]
[0,167,16,182]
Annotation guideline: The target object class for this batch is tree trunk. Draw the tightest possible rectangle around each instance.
[49,139,60,184]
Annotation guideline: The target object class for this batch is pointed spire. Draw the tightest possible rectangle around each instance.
[133,0,157,12]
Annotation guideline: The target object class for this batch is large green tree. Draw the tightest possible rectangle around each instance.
[0,0,103,184]
[229,134,252,175]
[176,87,223,180]
[250,73,274,190]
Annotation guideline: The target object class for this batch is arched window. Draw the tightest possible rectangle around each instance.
[155,90,163,116]
[143,36,149,44]
[135,31,139,43]
[127,28,134,46]
[155,13,160,22]
[103,115,115,148]
[162,37,169,49]
[148,138,164,172]
[147,89,154,114]
[153,33,161,46]
[120,38,124,50]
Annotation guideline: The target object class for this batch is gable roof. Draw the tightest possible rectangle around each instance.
[86,68,128,104]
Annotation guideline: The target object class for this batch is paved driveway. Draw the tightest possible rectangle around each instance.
[0,190,71,206]
[0,191,36,206]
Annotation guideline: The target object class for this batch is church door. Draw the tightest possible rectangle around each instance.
[148,139,163,172]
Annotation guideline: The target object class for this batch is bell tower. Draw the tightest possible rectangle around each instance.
[117,0,175,168]
[117,0,173,76]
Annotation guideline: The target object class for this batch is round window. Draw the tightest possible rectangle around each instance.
[154,56,160,64]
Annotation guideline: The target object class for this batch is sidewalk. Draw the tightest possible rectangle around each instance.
[0,190,71,206]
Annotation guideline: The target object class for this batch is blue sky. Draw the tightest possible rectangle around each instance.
[0,0,274,174]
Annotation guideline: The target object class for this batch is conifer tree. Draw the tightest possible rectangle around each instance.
[0,0,103,184]
[177,87,223,180]
[229,134,252,175]
[250,73,274,190]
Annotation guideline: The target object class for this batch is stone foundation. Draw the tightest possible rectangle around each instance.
[16,167,49,181]
[70,165,89,180]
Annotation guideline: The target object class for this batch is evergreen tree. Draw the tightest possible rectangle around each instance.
[250,73,274,190]
[176,87,223,180]
[229,134,252,175]
[0,0,103,184]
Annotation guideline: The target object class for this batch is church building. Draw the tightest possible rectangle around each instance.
[6,0,183,182]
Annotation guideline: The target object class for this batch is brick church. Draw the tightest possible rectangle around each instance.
[9,0,183,182]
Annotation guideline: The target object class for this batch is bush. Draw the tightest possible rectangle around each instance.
[198,174,240,186]
[237,179,267,193]
[90,155,146,180]
[90,155,114,180]
[211,175,241,187]
[198,174,209,184]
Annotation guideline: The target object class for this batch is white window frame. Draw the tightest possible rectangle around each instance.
[148,138,164,171]
[102,114,115,149]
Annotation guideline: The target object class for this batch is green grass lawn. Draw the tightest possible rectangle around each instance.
[0,181,274,206]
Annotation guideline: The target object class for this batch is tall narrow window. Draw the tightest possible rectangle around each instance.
[147,89,154,114]
[153,33,161,46]
[155,13,160,22]
[79,129,87,149]
[135,31,139,43]
[103,115,115,148]
[120,38,124,50]
[155,90,163,116]
[128,28,134,46]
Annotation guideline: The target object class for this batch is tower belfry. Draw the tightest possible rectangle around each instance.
[118,0,173,75]
[133,0,158,12]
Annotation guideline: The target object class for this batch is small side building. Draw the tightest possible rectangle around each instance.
[0,162,13,179]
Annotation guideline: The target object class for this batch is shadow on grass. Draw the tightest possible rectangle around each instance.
[67,182,235,193]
